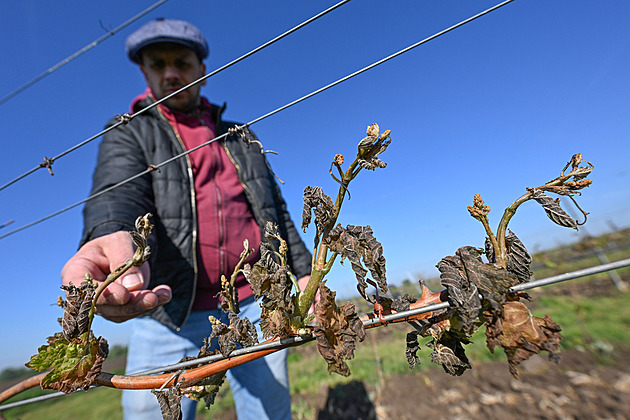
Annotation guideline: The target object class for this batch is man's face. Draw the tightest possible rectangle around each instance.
[140,43,206,114]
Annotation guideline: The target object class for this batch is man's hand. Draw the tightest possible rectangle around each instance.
[61,231,171,323]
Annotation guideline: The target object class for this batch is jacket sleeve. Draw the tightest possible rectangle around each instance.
[80,119,157,250]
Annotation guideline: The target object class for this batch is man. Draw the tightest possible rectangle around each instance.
[61,18,311,419]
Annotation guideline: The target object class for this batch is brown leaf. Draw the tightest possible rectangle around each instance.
[152,388,183,420]
[208,312,259,357]
[485,301,562,377]
[183,371,227,409]
[313,282,366,376]
[324,224,388,301]
[391,294,417,312]
[59,281,95,341]
[528,189,578,229]
[437,251,482,336]
[302,186,334,234]
[427,333,471,376]
[356,124,391,170]
[405,331,421,369]
[505,230,532,283]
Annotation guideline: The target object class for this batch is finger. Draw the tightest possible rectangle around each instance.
[97,281,131,306]
[102,232,151,289]
[96,286,171,323]
[96,290,159,322]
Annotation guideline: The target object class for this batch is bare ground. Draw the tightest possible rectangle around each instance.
[206,347,630,420]
[315,349,630,420]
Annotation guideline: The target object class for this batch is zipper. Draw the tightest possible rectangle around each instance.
[154,101,199,331]
[200,117,226,278]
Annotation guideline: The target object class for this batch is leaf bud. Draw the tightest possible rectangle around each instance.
[366,123,379,138]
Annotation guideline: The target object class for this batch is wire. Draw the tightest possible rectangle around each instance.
[0,0,517,240]
[2,256,628,411]
[0,0,171,107]
[0,0,352,194]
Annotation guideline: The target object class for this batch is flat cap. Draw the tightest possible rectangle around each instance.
[126,18,209,64]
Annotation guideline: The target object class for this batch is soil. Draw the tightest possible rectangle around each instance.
[207,347,630,420]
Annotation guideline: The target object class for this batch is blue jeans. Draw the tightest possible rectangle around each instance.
[122,297,291,420]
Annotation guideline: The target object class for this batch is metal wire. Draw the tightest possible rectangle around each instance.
[2,257,628,411]
[363,257,630,327]
[0,0,170,108]
[0,0,517,240]
[0,0,352,194]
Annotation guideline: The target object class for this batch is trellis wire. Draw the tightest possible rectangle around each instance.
[0,0,351,194]
[0,0,517,240]
[0,0,171,108]
[2,257,628,411]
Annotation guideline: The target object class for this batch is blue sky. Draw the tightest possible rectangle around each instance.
[0,0,629,371]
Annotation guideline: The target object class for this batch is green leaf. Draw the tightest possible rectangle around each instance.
[26,333,108,394]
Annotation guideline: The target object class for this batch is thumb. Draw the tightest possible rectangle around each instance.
[120,261,151,292]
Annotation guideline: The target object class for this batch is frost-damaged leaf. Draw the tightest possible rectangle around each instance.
[356,123,391,170]
[427,333,471,376]
[437,253,482,336]
[324,224,388,301]
[485,301,562,378]
[176,339,226,409]
[313,282,366,377]
[152,388,183,420]
[405,331,421,370]
[451,246,519,312]
[59,281,95,340]
[528,188,578,230]
[243,226,296,339]
[505,230,532,283]
[302,186,334,235]
[208,312,259,357]
[391,294,417,312]
[26,332,108,393]
[183,371,227,409]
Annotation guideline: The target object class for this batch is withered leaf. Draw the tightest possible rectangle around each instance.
[243,226,298,339]
[427,333,471,376]
[485,301,562,377]
[208,312,259,357]
[529,189,578,230]
[391,294,417,312]
[27,332,109,394]
[437,252,482,336]
[313,282,366,377]
[59,281,95,341]
[505,230,532,283]
[302,186,334,235]
[324,224,388,301]
[152,388,183,420]
[405,331,421,370]
[357,123,391,170]
[183,371,227,409]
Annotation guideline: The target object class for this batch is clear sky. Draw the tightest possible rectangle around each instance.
[0,0,629,371]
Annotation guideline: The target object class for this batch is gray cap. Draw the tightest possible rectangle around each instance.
[126,18,209,64]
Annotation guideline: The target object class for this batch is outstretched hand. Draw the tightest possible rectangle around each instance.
[61,231,171,323]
